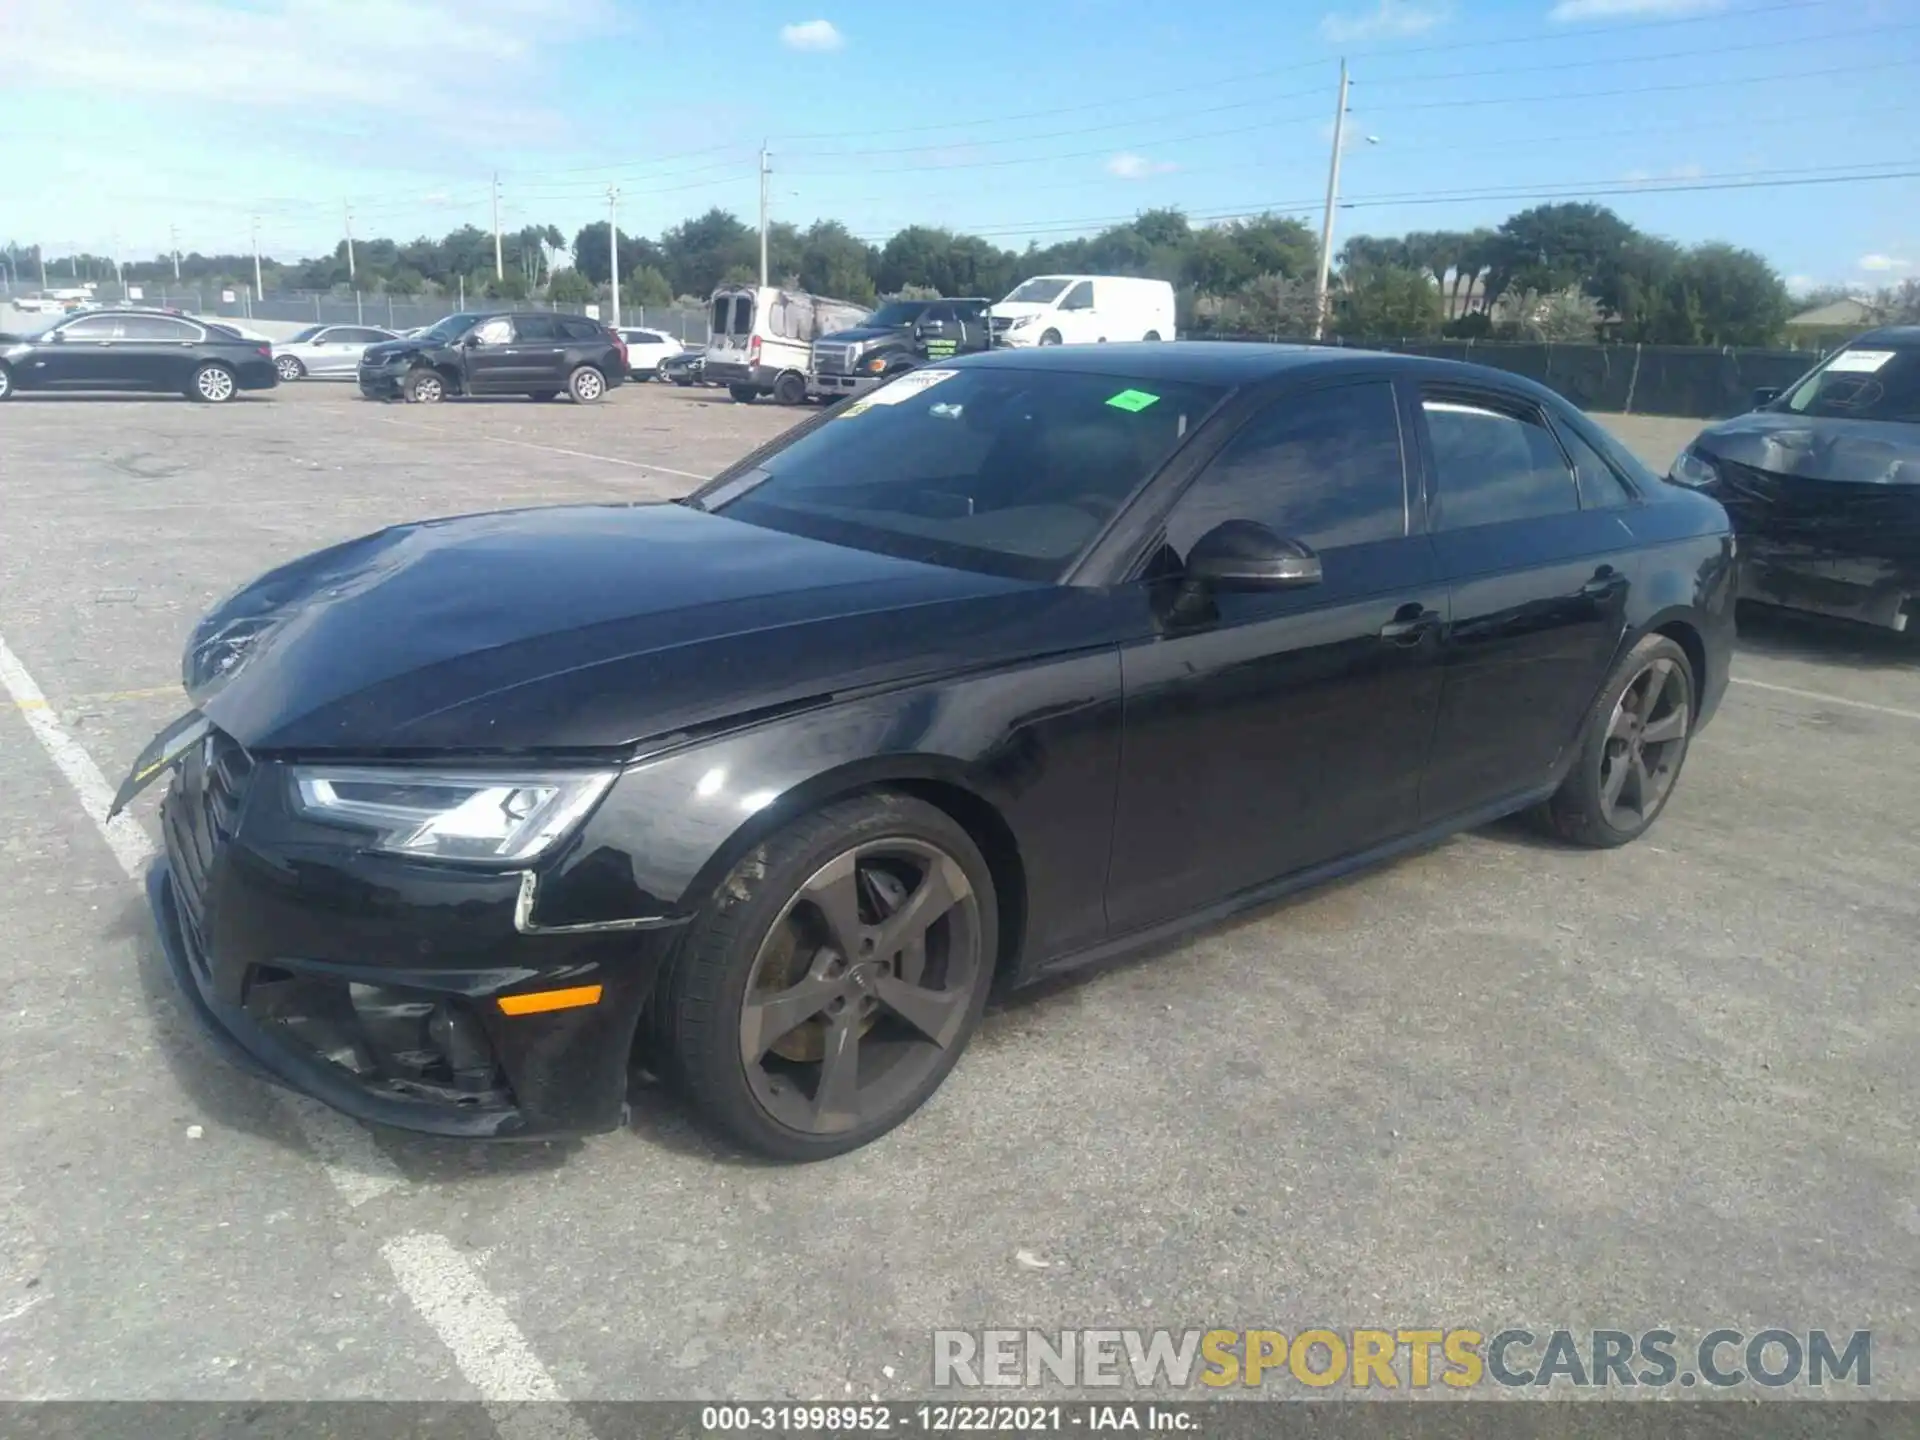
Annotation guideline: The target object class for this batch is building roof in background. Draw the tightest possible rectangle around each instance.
[1786,297,1876,328]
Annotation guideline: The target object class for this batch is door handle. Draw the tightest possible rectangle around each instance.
[1379,603,1440,644]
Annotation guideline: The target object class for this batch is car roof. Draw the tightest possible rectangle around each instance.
[1854,326,1920,345]
[951,340,1568,401]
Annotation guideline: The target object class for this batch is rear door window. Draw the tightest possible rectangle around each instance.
[512,315,560,343]
[1422,395,1578,531]
[59,315,120,339]
[118,315,200,341]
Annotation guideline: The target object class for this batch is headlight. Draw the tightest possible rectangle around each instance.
[289,767,615,863]
[1668,449,1719,488]
[864,356,888,372]
[1009,316,1034,329]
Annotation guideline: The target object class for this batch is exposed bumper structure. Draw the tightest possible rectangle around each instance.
[146,732,677,1139]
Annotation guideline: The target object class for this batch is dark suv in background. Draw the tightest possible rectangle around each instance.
[358,311,626,404]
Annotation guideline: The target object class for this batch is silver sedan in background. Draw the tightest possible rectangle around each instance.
[273,324,399,380]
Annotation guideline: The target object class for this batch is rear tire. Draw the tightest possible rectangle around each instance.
[188,363,237,403]
[1143,330,1162,342]
[403,369,446,404]
[1538,633,1696,848]
[773,371,807,406]
[0,363,12,401]
[568,365,607,403]
[653,792,998,1162]
[728,385,759,403]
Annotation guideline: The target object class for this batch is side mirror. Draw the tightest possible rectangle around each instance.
[1751,386,1781,409]
[462,334,482,347]
[46,328,66,343]
[1185,520,1322,590]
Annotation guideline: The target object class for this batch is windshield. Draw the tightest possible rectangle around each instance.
[1778,344,1920,423]
[692,365,1224,581]
[1003,278,1070,305]
[421,312,482,343]
[288,325,324,343]
[866,302,931,328]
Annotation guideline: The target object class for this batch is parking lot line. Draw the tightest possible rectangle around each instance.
[1730,674,1920,723]
[0,627,405,1207]
[365,413,710,481]
[381,1233,601,1440]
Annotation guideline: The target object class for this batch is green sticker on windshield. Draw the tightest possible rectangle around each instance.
[1105,389,1161,412]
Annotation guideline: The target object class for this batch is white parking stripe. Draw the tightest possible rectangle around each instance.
[1730,674,1920,723]
[0,629,403,1206]
[365,413,710,481]
[382,1234,602,1440]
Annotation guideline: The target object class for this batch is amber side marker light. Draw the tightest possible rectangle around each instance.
[497,984,603,1016]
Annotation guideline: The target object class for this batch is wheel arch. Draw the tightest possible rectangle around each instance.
[675,755,1030,988]
[1649,615,1709,716]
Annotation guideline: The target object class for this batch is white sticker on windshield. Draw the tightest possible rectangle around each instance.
[863,369,958,405]
[1827,349,1895,373]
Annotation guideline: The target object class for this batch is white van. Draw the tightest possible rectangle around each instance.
[988,275,1175,348]
[705,285,871,404]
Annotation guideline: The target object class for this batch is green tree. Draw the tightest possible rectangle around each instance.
[627,264,673,308]
[1335,264,1444,338]
[796,220,874,301]
[660,209,758,297]
[546,268,595,303]
[1491,202,1638,302]
[1678,242,1790,345]
[487,271,530,301]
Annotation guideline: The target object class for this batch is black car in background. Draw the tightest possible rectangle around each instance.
[358,311,626,404]
[661,350,710,387]
[115,345,1733,1161]
[0,309,278,402]
[808,297,992,402]
[1671,327,1920,633]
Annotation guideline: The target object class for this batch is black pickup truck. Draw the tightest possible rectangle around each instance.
[807,297,991,401]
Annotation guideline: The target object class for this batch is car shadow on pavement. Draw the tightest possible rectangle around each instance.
[1733,601,1919,673]
[8,394,270,404]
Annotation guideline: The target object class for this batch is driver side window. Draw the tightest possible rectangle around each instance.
[1060,281,1094,311]
[1164,382,1409,558]
[472,317,512,346]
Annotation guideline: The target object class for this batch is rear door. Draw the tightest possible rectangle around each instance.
[707,292,752,362]
[1415,386,1641,820]
[115,313,204,388]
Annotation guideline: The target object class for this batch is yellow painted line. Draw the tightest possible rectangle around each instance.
[6,684,178,712]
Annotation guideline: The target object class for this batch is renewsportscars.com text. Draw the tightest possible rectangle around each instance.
[932,1328,1871,1390]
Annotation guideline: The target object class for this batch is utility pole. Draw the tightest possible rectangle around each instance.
[492,173,504,280]
[38,245,47,289]
[345,203,356,282]
[607,185,621,328]
[169,225,181,280]
[250,215,263,305]
[1313,58,1350,342]
[758,144,770,288]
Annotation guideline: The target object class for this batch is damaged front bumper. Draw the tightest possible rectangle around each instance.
[139,727,678,1139]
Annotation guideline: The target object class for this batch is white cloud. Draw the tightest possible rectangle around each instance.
[1785,274,1820,295]
[780,19,845,51]
[1106,153,1178,180]
[1621,162,1704,182]
[1550,0,1726,23]
[1319,0,1450,42]
[0,0,607,112]
[1858,254,1911,272]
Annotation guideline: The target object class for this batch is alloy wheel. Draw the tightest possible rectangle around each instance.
[739,838,982,1136]
[1598,657,1690,830]
[275,356,303,381]
[196,366,235,402]
[408,372,443,403]
[572,368,605,401]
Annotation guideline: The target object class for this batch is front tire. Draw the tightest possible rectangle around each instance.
[568,365,606,402]
[1539,634,1696,848]
[275,355,306,381]
[655,792,998,1161]
[728,384,759,403]
[773,371,807,406]
[1039,329,1063,346]
[403,368,446,404]
[189,363,237,403]
[0,363,12,400]
[1143,330,1162,342]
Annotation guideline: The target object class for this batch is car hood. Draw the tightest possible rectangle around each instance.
[185,502,1053,754]
[1691,409,1920,486]
[360,337,434,364]
[989,302,1051,321]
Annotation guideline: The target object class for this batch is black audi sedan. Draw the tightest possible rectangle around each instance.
[357,310,626,403]
[115,344,1734,1160]
[1671,328,1920,633]
[0,309,278,401]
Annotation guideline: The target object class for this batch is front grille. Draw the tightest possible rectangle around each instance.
[812,342,855,376]
[989,315,1016,333]
[163,728,255,977]
[1717,459,1920,560]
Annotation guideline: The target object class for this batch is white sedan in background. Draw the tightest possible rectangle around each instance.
[616,326,683,379]
[272,323,399,380]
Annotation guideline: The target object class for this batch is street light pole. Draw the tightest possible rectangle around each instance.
[493,173,504,281]
[758,144,770,288]
[608,185,621,328]
[345,204,356,282]
[251,215,263,307]
[1313,58,1351,342]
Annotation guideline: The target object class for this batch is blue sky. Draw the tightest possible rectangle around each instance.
[0,0,1914,291]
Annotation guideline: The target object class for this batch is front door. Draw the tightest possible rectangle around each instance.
[1414,389,1640,820]
[38,314,124,387]
[458,315,520,394]
[1055,280,1095,343]
[1106,378,1447,934]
